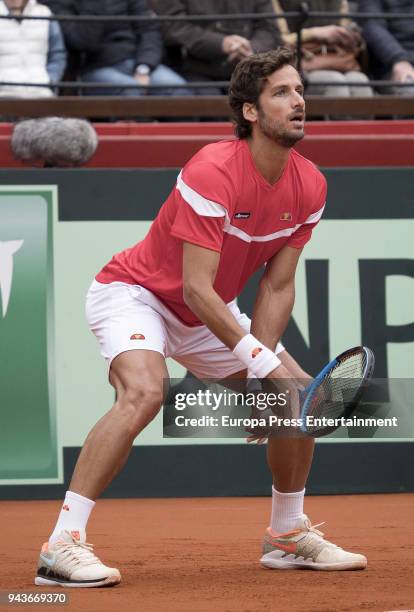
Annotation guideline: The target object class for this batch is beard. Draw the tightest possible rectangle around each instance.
[257,108,305,148]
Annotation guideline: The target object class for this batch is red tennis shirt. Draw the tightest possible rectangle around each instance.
[96,139,327,326]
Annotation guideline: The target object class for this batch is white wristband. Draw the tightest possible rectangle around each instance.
[232,334,281,378]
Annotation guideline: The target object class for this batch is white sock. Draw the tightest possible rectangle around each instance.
[49,491,95,543]
[270,486,305,534]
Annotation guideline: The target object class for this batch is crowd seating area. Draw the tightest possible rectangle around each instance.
[0,2,413,121]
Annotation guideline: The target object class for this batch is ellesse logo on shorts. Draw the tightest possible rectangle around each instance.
[130,333,145,340]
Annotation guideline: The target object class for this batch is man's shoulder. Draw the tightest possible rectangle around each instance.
[290,148,322,175]
[179,140,243,208]
[183,139,243,182]
[289,149,327,215]
[290,148,326,185]
[190,138,242,167]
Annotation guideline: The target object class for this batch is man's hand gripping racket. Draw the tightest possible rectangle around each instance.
[246,346,375,441]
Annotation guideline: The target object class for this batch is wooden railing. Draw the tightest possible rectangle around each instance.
[0,96,413,119]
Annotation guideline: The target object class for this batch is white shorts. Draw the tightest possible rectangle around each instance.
[85,280,285,380]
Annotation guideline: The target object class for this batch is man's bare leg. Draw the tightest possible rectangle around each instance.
[222,349,314,492]
[266,437,314,491]
[257,351,367,569]
[70,349,168,500]
[265,349,314,534]
[267,349,314,492]
[36,350,169,588]
[222,349,313,535]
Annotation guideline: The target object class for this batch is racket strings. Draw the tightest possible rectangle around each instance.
[305,352,368,431]
[330,352,367,378]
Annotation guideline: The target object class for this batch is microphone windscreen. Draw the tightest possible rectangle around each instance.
[11,117,98,167]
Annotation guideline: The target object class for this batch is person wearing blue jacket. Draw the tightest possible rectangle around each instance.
[44,0,189,95]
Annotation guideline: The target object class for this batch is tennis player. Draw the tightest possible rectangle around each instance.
[35,48,367,587]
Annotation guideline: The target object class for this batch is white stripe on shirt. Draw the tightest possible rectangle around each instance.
[177,172,325,243]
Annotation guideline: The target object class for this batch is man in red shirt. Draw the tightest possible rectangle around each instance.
[35,48,367,588]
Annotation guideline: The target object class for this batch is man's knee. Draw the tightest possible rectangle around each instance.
[345,71,369,82]
[116,382,164,430]
[306,70,349,97]
[323,70,347,84]
[308,70,347,84]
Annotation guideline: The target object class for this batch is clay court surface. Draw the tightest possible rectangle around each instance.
[1,494,413,612]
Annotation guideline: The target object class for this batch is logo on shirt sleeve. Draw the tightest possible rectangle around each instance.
[280,212,292,221]
[234,212,251,219]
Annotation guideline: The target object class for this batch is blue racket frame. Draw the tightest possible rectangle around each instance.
[299,346,375,435]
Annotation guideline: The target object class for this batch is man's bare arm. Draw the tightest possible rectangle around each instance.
[182,242,246,350]
[251,245,301,350]
[183,242,294,380]
[251,245,308,381]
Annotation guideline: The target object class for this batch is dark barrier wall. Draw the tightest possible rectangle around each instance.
[0,167,413,498]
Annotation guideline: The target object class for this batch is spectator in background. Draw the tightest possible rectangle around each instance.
[359,0,414,95]
[272,0,374,97]
[44,0,190,95]
[0,0,66,97]
[149,0,281,94]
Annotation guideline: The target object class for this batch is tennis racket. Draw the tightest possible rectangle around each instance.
[299,346,375,437]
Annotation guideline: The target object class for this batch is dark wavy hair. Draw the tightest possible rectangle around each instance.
[229,48,297,139]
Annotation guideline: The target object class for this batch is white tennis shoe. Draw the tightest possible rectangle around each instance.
[261,514,367,571]
[35,529,121,587]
